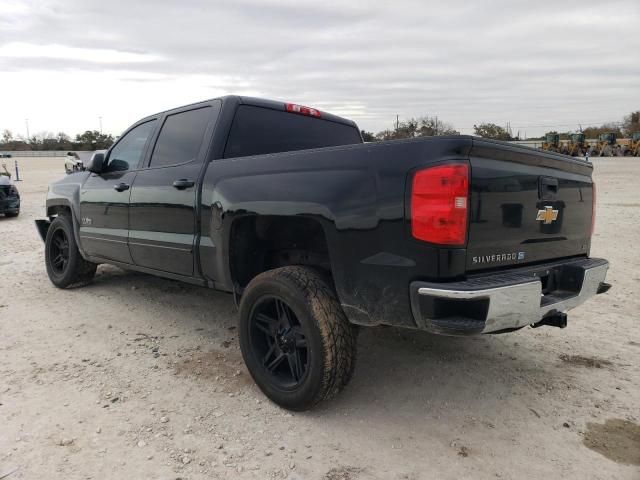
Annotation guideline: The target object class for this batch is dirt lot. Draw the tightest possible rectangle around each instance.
[1,157,639,480]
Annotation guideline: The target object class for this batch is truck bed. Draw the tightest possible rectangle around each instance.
[199,135,596,329]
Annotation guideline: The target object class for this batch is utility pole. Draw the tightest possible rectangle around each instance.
[435,116,438,136]
[99,116,103,134]
[25,118,30,142]
[396,114,399,133]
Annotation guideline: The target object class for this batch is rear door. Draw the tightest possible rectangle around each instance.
[79,120,156,263]
[128,103,219,276]
[467,140,594,271]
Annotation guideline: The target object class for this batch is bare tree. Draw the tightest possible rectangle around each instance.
[2,129,13,144]
[623,111,640,136]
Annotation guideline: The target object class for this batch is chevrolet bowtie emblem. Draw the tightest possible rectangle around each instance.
[536,206,559,224]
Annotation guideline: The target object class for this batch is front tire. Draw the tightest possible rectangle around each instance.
[239,266,357,411]
[45,214,97,288]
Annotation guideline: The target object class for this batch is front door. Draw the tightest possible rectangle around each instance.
[79,120,156,263]
[129,106,214,276]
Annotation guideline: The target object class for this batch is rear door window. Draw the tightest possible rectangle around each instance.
[149,107,212,168]
[224,105,362,158]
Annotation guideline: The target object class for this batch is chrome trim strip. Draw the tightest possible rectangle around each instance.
[79,235,127,244]
[128,241,190,251]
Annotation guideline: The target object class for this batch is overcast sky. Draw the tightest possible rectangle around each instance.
[0,0,638,138]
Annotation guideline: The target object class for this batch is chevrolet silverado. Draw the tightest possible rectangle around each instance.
[36,96,611,410]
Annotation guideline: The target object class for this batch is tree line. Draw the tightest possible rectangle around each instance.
[359,119,519,142]
[2,110,638,150]
[0,129,115,151]
[361,110,640,141]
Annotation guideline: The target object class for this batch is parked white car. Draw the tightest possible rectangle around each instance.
[64,152,84,173]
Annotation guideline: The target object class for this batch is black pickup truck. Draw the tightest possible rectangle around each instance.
[36,96,610,410]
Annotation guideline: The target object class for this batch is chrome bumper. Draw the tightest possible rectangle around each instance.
[409,258,610,335]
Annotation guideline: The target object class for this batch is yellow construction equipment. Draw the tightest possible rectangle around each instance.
[540,133,562,153]
[623,132,640,157]
[564,133,588,157]
[591,132,622,157]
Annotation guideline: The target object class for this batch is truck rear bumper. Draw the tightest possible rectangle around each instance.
[409,257,609,336]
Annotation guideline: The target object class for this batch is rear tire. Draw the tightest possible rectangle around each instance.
[45,214,97,288]
[239,266,357,411]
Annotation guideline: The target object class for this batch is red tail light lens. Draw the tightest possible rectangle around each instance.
[590,182,596,236]
[285,103,321,118]
[411,163,469,245]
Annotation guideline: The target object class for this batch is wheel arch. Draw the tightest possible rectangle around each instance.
[45,198,87,258]
[46,202,72,218]
[228,214,334,292]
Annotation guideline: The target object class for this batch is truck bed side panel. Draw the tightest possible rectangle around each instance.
[199,137,473,327]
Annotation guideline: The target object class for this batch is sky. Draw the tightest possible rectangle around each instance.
[0,0,639,139]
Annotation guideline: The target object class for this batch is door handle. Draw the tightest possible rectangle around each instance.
[114,183,130,192]
[172,179,195,190]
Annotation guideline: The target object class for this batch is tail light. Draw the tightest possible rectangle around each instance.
[285,103,321,118]
[411,163,469,245]
[590,182,596,236]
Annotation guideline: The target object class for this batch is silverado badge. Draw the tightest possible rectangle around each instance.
[536,206,558,224]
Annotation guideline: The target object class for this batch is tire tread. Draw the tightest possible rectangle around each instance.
[240,266,357,410]
[45,214,97,289]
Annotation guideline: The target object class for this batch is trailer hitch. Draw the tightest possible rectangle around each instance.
[532,311,568,329]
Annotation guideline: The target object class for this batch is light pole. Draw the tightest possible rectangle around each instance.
[25,118,30,142]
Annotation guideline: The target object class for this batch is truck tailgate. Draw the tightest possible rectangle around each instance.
[467,139,593,271]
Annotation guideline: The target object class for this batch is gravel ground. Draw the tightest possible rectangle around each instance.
[0,157,638,480]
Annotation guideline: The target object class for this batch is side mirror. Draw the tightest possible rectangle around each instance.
[86,153,105,174]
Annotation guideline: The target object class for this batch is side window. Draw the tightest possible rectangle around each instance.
[106,120,156,172]
[148,107,211,168]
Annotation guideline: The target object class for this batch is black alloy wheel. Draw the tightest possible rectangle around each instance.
[49,227,70,275]
[249,296,309,389]
[239,266,357,411]
[45,214,97,288]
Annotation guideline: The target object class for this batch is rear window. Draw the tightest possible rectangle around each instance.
[223,105,361,158]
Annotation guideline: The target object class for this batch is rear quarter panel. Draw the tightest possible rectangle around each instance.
[199,137,473,327]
